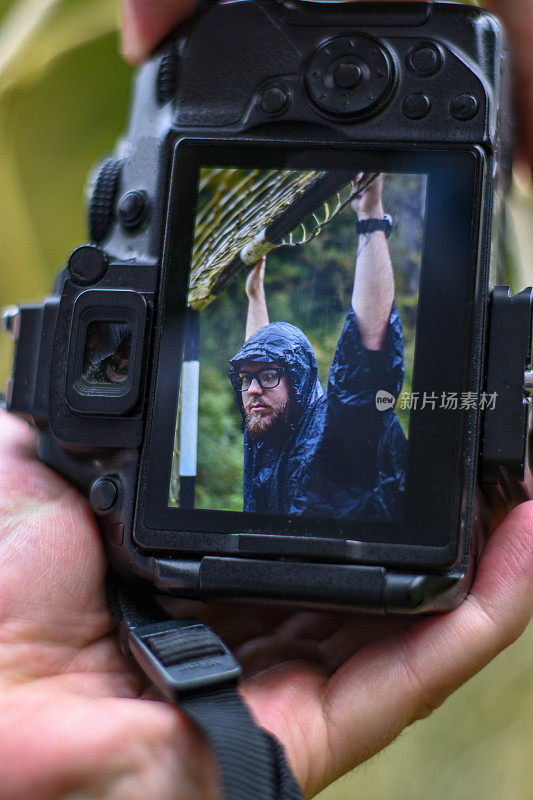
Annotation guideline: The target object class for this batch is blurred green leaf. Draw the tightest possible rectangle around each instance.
[0,0,127,381]
[0,0,119,95]
[0,0,65,93]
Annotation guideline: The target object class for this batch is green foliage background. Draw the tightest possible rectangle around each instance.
[0,0,132,383]
[0,1,531,798]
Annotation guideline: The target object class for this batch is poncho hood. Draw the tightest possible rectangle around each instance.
[229,322,323,417]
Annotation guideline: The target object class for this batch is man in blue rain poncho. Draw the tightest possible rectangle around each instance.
[229,175,406,522]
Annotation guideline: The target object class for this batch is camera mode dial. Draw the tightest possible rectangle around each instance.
[305,35,395,118]
[88,157,123,244]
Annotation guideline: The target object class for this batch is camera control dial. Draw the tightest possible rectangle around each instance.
[305,35,395,118]
[88,157,123,244]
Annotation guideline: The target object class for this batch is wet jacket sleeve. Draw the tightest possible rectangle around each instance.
[300,303,407,521]
[326,303,404,416]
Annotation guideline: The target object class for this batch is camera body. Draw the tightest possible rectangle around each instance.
[6,0,532,613]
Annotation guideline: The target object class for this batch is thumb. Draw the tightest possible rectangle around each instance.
[121,0,196,63]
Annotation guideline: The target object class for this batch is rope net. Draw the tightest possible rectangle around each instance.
[188,168,376,309]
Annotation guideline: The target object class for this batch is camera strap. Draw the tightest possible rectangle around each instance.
[107,576,305,800]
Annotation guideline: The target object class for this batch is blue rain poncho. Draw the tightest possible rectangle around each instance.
[230,305,407,522]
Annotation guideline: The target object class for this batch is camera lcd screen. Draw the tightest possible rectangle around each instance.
[169,166,425,524]
[142,142,481,557]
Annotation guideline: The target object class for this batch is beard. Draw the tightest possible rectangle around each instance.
[244,400,290,441]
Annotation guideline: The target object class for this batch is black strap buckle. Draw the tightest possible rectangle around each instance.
[109,575,304,799]
[126,617,242,701]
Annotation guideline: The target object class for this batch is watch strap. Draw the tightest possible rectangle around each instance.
[356,214,392,238]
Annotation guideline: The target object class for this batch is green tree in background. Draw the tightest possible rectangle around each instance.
[0,0,131,383]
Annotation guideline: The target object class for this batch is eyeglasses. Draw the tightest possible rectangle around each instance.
[229,367,284,392]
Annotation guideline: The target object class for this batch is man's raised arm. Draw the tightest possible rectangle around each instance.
[245,255,269,341]
[350,175,395,350]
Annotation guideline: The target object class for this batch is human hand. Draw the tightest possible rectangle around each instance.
[120,0,533,175]
[350,173,385,219]
[245,256,266,300]
[0,411,219,800]
[1,408,532,799]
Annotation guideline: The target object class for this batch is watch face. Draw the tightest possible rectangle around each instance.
[142,141,482,562]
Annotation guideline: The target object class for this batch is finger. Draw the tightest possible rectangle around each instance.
[158,596,295,648]
[0,686,219,800]
[275,611,346,641]
[468,499,533,625]
[0,409,36,461]
[122,0,197,63]
[317,614,416,672]
[314,502,533,793]
[484,0,533,172]
[236,635,326,677]
[244,502,533,796]
[0,411,110,656]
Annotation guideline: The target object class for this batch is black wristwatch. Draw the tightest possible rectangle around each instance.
[356,214,393,238]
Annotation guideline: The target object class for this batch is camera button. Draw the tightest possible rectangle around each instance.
[334,62,362,90]
[5,378,13,408]
[110,523,124,547]
[90,477,119,513]
[260,85,289,115]
[450,94,479,121]
[407,43,443,76]
[119,190,148,230]
[402,93,430,120]
[68,245,108,286]
[1,307,21,340]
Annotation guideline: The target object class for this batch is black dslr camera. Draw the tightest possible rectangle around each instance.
[4,0,532,615]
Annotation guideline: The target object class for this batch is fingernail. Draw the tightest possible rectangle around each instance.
[121,0,144,63]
